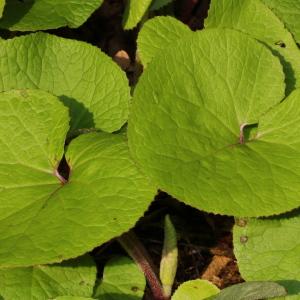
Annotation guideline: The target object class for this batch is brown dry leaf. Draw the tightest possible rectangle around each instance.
[201,255,231,287]
[113,49,131,70]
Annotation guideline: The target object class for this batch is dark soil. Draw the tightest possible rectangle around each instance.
[92,193,243,299]
[48,0,244,298]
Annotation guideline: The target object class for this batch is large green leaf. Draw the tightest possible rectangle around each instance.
[0,89,156,267]
[205,0,300,94]
[261,0,300,44]
[171,279,219,300]
[234,215,300,294]
[94,256,145,300]
[128,29,300,217]
[0,255,96,300]
[0,32,130,134]
[0,0,103,31]
[123,0,152,30]
[137,16,192,67]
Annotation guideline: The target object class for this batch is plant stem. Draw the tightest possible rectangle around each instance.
[118,231,167,300]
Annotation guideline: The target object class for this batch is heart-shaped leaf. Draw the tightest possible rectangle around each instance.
[205,0,300,94]
[171,279,219,300]
[137,16,192,67]
[0,0,104,31]
[0,255,96,300]
[234,214,300,294]
[0,89,156,267]
[128,29,300,217]
[94,256,145,300]
[0,32,130,134]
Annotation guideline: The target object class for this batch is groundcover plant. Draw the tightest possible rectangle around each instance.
[0,0,300,299]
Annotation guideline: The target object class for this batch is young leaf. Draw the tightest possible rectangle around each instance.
[123,0,153,30]
[0,32,130,134]
[171,279,219,300]
[234,215,300,294]
[0,255,96,300]
[160,215,178,298]
[0,89,156,267]
[94,256,146,300]
[205,0,300,94]
[0,0,104,31]
[137,16,192,67]
[150,0,173,11]
[128,29,300,217]
[261,0,300,44]
[0,0,5,18]
[210,281,287,300]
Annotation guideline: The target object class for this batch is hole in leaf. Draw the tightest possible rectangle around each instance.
[275,41,286,48]
[55,156,70,184]
[131,286,139,292]
[235,218,247,227]
[240,236,248,244]
[239,123,258,144]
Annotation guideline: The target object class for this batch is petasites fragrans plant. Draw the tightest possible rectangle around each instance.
[0,32,157,267]
[129,27,300,217]
[129,10,300,299]
[1,2,300,300]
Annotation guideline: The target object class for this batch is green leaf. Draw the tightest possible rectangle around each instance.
[271,295,300,300]
[94,256,146,300]
[150,0,173,11]
[211,282,287,300]
[261,0,300,44]
[0,89,156,267]
[234,215,300,294]
[0,255,96,300]
[160,215,178,298]
[123,0,153,30]
[0,0,5,18]
[171,279,219,300]
[54,297,96,300]
[205,0,300,94]
[0,32,130,134]
[137,16,192,67]
[128,29,300,217]
[0,0,103,31]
